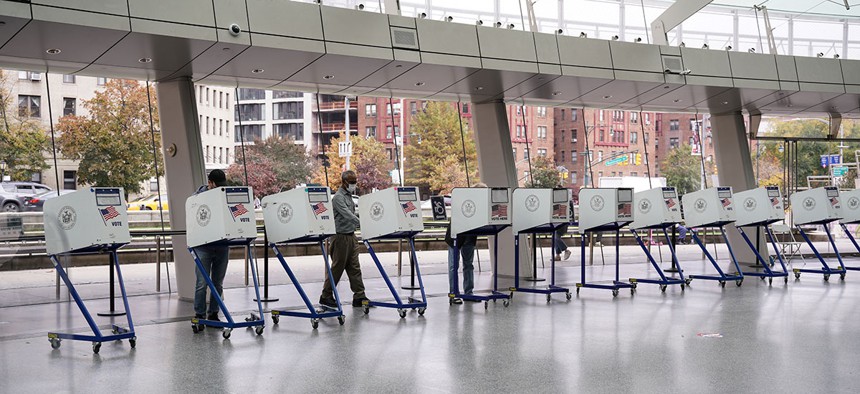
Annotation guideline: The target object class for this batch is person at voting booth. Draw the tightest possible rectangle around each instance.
[193,169,231,323]
[445,183,488,303]
[319,170,371,308]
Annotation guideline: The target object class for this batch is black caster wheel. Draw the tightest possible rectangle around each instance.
[363,306,370,315]
[92,343,101,354]
[129,337,137,348]
[630,288,636,295]
[484,301,489,310]
[612,289,619,297]
[398,309,407,318]
[768,278,773,285]
[840,273,846,280]
[795,273,801,279]
[719,281,726,288]
[685,278,692,285]
[49,337,61,350]
[338,315,346,325]
[509,292,514,299]
[418,307,426,316]
[502,300,510,307]
[784,277,789,284]
[546,294,552,303]
[311,319,320,329]
[576,288,580,295]
[660,285,667,293]
[681,284,686,291]
[191,324,200,334]
[824,274,830,282]
[272,315,279,325]
[255,326,264,335]
[222,328,232,339]
[631,283,638,290]
[566,292,572,300]
[736,279,743,287]
[111,328,118,335]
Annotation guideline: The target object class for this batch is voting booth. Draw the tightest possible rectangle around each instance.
[733,186,784,227]
[358,187,427,318]
[43,188,136,353]
[790,186,846,281]
[576,188,635,297]
[578,188,634,233]
[186,187,257,248]
[681,187,736,229]
[44,188,131,255]
[509,188,571,301]
[358,186,424,240]
[261,187,344,328]
[449,187,512,306]
[838,189,860,273]
[184,186,264,337]
[630,187,682,230]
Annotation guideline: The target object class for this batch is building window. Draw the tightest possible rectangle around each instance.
[387,148,394,161]
[366,126,377,138]
[273,90,303,99]
[572,129,578,143]
[524,148,530,160]
[560,109,565,120]
[598,171,603,178]
[598,110,604,122]
[630,132,638,144]
[571,171,577,184]
[63,98,76,116]
[235,104,265,121]
[512,148,517,158]
[18,95,40,117]
[410,102,417,115]
[63,171,77,190]
[572,151,578,163]
[670,119,680,131]
[571,109,578,122]
[631,172,638,177]
[386,102,401,116]
[537,126,547,139]
[669,137,679,148]
[205,116,210,134]
[235,124,264,142]
[599,129,605,142]
[560,151,565,162]
[238,88,265,100]
[537,148,547,157]
[385,125,399,139]
[644,132,650,143]
[462,103,469,114]
[366,104,377,116]
[219,119,223,136]
[226,148,231,163]
[597,150,603,162]
[630,112,638,123]
[273,101,303,120]
[274,123,304,141]
[62,74,76,84]
[644,113,651,125]
[537,106,547,117]
[205,88,210,105]
[97,77,107,85]
[226,121,230,138]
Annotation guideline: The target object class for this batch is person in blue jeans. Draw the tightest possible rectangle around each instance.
[446,224,477,304]
[192,169,231,326]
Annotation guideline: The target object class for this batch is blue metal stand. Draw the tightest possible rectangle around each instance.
[269,239,345,329]
[688,227,744,288]
[512,223,571,302]
[629,226,690,292]
[188,241,265,338]
[838,222,860,272]
[736,226,790,285]
[576,227,635,297]
[362,233,427,318]
[792,224,846,281]
[47,248,136,354]
[450,225,512,309]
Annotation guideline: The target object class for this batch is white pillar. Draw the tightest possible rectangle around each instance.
[473,101,532,278]
[156,78,206,300]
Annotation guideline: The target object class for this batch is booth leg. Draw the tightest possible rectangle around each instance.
[525,234,545,282]
[254,231,279,303]
[98,252,126,317]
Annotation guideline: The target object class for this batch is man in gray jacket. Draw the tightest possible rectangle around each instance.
[319,170,371,308]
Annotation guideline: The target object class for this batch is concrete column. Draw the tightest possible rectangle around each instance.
[156,78,206,300]
[711,112,764,264]
[473,101,532,278]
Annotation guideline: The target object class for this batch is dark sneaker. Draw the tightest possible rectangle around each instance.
[352,297,373,307]
[207,313,221,322]
[319,298,339,310]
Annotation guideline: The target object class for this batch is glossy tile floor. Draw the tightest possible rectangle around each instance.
[2,244,860,393]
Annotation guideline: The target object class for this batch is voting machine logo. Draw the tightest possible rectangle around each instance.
[638,199,651,214]
[196,204,211,227]
[461,200,476,218]
[694,198,707,213]
[525,195,540,212]
[278,203,293,224]
[803,197,816,211]
[58,206,77,230]
[370,202,385,221]
[744,197,757,211]
[849,197,860,210]
[589,195,605,212]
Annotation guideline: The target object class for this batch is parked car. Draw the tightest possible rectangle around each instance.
[22,190,75,212]
[1,182,53,212]
[127,194,169,211]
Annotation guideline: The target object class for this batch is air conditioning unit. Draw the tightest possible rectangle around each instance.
[30,72,42,81]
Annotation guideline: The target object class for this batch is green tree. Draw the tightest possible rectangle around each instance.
[56,79,162,196]
[313,132,392,193]
[228,135,317,198]
[405,102,478,194]
[663,144,701,195]
[0,70,49,181]
[525,156,562,188]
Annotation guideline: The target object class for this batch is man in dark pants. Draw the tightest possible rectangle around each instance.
[319,170,371,308]
[193,169,230,325]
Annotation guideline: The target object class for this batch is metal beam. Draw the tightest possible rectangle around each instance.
[651,0,713,46]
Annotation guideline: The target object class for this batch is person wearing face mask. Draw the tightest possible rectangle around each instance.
[319,170,371,308]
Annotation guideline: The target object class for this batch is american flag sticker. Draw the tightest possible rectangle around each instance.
[100,206,119,224]
[771,197,780,207]
[311,202,327,217]
[721,198,732,208]
[830,197,839,207]
[665,198,676,209]
[230,204,249,219]
[491,204,508,219]
[401,201,417,215]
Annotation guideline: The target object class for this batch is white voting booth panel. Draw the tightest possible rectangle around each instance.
[262,187,335,243]
[451,187,511,238]
[577,188,634,233]
[186,187,257,248]
[790,186,842,225]
[359,186,424,240]
[681,187,736,228]
[630,187,682,229]
[511,188,570,234]
[840,189,860,224]
[44,188,131,255]
[733,186,785,227]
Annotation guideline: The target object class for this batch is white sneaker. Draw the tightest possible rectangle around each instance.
[563,250,572,261]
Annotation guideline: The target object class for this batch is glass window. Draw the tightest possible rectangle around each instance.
[462,103,469,114]
[366,126,377,138]
[571,171,577,184]
[572,151,578,163]
[97,77,107,85]
[205,116,210,134]
[273,90,303,99]
[235,104,265,121]
[18,95,40,117]
[238,88,265,100]
[630,132,638,144]
[669,137,679,148]
[63,74,76,83]
[235,124,264,142]
[572,129,577,143]
[670,119,680,131]
[63,98,75,116]
[524,148,530,160]
[538,148,547,157]
[537,126,547,139]
[560,151,565,161]
[410,102,417,115]
[273,123,304,141]
[630,112,638,123]
[63,170,77,190]
[571,109,578,121]
[366,104,377,116]
[273,101,303,120]
[386,102,401,116]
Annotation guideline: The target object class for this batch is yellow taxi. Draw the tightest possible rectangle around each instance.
[127,194,169,211]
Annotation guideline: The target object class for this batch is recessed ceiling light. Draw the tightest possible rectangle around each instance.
[722,101,729,105]
[664,85,670,89]
[138,57,152,63]
[324,75,334,80]
[475,86,484,91]
[46,48,61,54]
[252,68,264,73]
[395,64,403,68]
[673,99,681,103]
[603,95,612,99]
[415,82,425,86]
[553,91,562,96]
[222,47,231,51]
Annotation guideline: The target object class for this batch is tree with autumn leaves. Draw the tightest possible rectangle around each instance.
[313,132,392,193]
[227,135,317,198]
[0,70,49,181]
[406,102,479,195]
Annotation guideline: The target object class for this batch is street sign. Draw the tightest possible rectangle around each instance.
[430,196,446,220]
[821,154,842,168]
[833,166,849,177]
[338,141,352,157]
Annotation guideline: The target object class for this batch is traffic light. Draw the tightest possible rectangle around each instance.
[634,153,642,165]
[317,153,331,168]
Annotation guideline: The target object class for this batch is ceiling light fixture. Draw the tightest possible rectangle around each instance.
[414,82,425,86]
[834,54,840,59]
[475,86,484,91]
[445,16,453,22]
[252,68,264,73]
[476,20,483,26]
[46,48,61,54]
[553,91,562,96]
[748,48,755,53]
[722,101,729,105]
[495,22,503,28]
[418,12,427,19]
[679,42,686,47]
[555,29,563,35]
[817,52,825,58]
[611,35,619,41]
[324,75,334,80]
[633,37,642,43]
[673,99,681,103]
[603,95,612,99]
[139,57,152,63]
